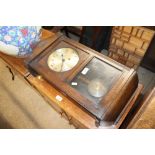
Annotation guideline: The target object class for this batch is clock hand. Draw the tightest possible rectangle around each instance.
[60,54,65,72]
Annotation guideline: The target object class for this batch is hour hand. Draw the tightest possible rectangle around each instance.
[60,54,65,71]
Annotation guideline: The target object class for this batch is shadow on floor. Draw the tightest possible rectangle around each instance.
[0,80,42,129]
[0,113,13,129]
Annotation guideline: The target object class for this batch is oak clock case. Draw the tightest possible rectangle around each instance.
[26,34,138,125]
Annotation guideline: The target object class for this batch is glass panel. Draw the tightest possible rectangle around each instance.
[70,58,122,106]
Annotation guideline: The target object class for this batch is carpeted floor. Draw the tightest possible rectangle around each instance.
[0,58,74,129]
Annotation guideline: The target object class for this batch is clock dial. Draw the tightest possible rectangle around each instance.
[47,48,79,72]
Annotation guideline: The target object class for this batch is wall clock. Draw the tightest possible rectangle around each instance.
[25,33,139,126]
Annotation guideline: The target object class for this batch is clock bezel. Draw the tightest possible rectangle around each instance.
[47,47,80,73]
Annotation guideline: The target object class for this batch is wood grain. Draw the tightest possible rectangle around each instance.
[127,87,155,129]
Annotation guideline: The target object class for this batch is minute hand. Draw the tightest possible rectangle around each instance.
[60,54,65,72]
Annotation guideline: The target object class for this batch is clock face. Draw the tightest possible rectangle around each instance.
[47,48,79,72]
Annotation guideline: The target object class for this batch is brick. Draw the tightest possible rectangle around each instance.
[117,49,124,56]
[109,45,117,52]
[132,27,138,36]
[135,48,145,57]
[118,58,126,64]
[141,31,154,41]
[119,55,128,61]
[114,29,121,35]
[128,55,141,64]
[115,39,123,47]
[113,33,121,39]
[142,42,149,50]
[112,53,119,60]
[137,29,143,38]
[124,52,129,58]
[129,37,143,48]
[126,61,134,68]
[123,43,135,53]
[122,33,130,38]
[119,26,123,30]
[123,26,132,33]
[111,38,116,44]
[121,36,129,42]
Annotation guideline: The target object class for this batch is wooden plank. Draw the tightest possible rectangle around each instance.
[114,84,143,128]
[0,29,55,76]
[0,54,27,76]
[127,87,155,128]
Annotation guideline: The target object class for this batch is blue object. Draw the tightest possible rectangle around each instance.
[0,26,41,57]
